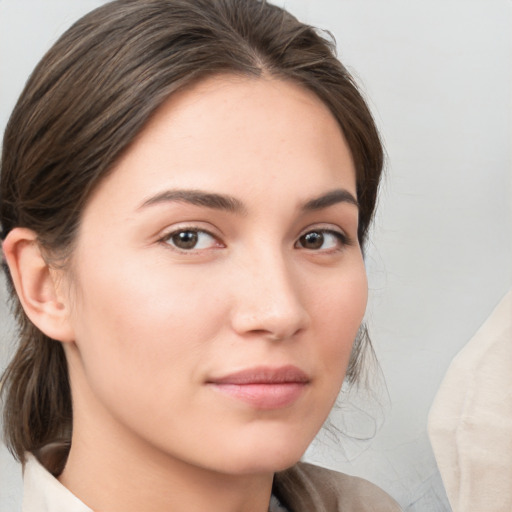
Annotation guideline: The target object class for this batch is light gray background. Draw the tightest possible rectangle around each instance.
[1,1,511,511]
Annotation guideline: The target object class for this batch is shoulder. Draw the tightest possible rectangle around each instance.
[274,462,402,512]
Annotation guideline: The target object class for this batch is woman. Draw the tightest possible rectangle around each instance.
[0,0,401,510]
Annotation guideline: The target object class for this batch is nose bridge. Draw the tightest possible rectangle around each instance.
[230,243,309,339]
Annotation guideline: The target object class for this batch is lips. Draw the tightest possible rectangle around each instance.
[207,365,310,410]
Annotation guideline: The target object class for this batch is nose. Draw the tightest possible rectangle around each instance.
[229,250,310,341]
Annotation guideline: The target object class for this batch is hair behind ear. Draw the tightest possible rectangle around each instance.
[1,320,72,464]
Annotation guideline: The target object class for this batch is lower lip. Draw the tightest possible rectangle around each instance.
[209,382,307,410]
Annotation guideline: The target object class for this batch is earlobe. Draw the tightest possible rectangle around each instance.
[2,228,75,343]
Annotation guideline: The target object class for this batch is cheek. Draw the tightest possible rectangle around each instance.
[68,256,224,403]
[310,262,368,377]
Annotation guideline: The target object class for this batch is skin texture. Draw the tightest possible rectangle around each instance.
[4,75,368,512]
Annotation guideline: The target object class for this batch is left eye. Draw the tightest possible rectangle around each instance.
[163,229,218,251]
[296,230,345,251]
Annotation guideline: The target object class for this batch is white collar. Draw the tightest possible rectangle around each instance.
[22,454,92,512]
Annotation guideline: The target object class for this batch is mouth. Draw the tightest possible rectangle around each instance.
[206,365,310,410]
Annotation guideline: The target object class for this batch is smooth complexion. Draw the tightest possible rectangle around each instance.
[6,75,368,512]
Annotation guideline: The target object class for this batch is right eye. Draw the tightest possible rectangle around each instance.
[162,228,220,251]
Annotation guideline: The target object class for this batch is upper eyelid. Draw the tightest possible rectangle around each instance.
[159,222,222,238]
[163,226,216,237]
[297,223,348,237]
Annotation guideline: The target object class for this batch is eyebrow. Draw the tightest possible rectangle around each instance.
[139,189,247,214]
[138,187,358,214]
[301,189,359,211]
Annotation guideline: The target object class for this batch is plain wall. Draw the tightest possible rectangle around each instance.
[1,1,511,511]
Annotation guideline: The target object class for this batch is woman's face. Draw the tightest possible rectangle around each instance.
[62,75,368,475]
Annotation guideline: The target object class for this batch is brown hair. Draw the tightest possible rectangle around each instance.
[0,0,383,463]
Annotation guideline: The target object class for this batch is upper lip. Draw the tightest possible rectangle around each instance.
[207,365,310,385]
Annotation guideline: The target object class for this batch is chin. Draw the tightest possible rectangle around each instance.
[207,431,313,475]
[216,454,303,476]
[221,416,328,475]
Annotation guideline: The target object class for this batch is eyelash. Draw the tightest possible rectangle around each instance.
[159,226,352,253]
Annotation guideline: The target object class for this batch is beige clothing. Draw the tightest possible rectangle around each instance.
[428,290,512,512]
[22,453,401,511]
[275,462,402,511]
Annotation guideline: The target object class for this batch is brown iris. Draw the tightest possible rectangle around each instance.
[299,231,324,249]
[171,231,199,249]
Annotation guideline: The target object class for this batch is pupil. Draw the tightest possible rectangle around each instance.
[173,231,198,249]
[302,232,323,249]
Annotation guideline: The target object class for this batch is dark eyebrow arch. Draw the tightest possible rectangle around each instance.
[138,189,247,214]
[301,189,359,211]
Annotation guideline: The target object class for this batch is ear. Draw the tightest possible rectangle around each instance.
[2,228,75,343]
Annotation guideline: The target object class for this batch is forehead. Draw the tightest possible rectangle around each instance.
[84,74,356,216]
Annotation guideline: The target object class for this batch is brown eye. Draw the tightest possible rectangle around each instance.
[171,231,198,249]
[299,231,325,249]
[296,230,346,251]
[164,229,218,251]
